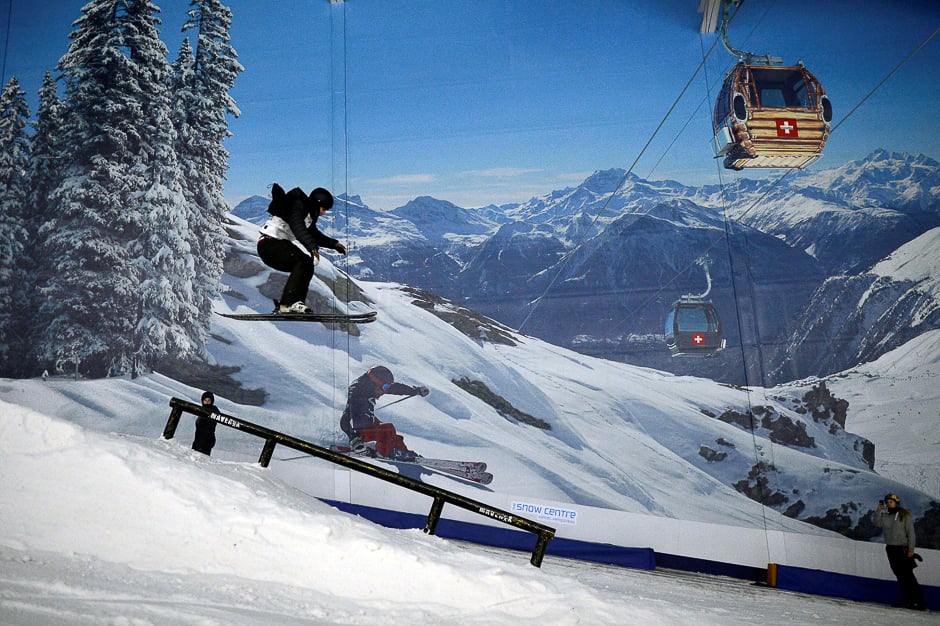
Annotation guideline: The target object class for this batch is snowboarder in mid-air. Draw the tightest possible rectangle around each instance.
[340,366,429,461]
[257,183,347,314]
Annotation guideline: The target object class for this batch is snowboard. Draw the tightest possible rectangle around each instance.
[217,310,377,323]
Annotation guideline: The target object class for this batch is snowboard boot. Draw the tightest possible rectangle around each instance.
[278,301,312,314]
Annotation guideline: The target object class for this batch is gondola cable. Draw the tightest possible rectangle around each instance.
[515,17,734,335]
[617,21,938,342]
[691,17,940,562]
[0,0,11,87]
[721,23,938,229]
[329,0,351,445]
[831,26,939,136]
[706,10,782,559]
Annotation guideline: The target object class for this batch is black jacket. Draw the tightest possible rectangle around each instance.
[192,403,218,455]
[269,186,339,254]
[340,373,420,439]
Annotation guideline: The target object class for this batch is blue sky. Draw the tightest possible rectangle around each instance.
[2,0,939,210]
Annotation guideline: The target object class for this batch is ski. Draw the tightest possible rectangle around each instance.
[217,310,377,323]
[330,445,493,485]
[384,457,493,485]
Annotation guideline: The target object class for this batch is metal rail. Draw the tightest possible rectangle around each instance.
[163,397,555,567]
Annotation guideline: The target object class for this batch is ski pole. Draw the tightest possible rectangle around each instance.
[278,394,421,462]
[375,393,419,410]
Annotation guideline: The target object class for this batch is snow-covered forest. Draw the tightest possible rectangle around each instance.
[0,0,241,378]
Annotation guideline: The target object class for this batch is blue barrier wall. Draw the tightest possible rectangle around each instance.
[325,499,655,571]
[326,498,937,610]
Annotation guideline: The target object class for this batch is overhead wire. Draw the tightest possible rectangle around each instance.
[0,0,11,87]
[716,24,939,231]
[702,33,779,564]
[329,0,351,444]
[830,26,939,137]
[615,9,939,337]
[705,0,805,567]
[515,3,741,335]
[694,8,940,564]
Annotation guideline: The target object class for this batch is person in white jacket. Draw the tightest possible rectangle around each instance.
[257,183,346,313]
[873,493,926,610]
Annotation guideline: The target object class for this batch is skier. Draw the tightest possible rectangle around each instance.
[340,366,429,461]
[192,391,218,456]
[873,493,926,610]
[257,183,347,314]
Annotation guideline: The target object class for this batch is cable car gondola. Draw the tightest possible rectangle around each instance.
[712,62,832,170]
[664,258,726,357]
[707,1,833,170]
[665,299,725,357]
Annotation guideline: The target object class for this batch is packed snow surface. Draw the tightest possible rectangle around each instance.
[1,401,934,625]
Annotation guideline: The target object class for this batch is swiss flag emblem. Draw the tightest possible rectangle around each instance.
[776,119,799,137]
[692,333,706,346]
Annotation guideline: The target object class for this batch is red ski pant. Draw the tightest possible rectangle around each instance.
[358,422,409,458]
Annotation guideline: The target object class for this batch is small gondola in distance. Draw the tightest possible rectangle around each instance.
[711,62,833,170]
[664,298,726,357]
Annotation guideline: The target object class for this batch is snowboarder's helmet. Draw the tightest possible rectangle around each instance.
[311,187,334,210]
[201,391,215,403]
[367,366,394,388]
[884,493,900,504]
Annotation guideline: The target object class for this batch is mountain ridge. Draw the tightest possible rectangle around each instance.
[230,150,940,385]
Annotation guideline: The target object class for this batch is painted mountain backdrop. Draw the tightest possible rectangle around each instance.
[233,150,940,386]
[10,211,939,550]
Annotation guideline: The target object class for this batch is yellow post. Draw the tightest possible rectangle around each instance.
[766,563,778,587]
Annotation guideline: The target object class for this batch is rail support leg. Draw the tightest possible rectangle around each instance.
[531,531,551,568]
[258,438,277,468]
[162,407,183,440]
[424,496,445,535]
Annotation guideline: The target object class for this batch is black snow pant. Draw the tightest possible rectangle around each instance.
[257,236,314,307]
[885,545,924,609]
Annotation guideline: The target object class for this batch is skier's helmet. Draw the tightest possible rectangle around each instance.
[310,187,334,211]
[367,366,394,389]
[884,493,900,504]
[201,391,215,403]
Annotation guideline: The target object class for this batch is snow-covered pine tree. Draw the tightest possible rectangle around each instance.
[168,38,210,359]
[24,73,66,370]
[36,0,149,377]
[173,0,242,343]
[124,0,199,375]
[26,74,65,265]
[0,77,32,375]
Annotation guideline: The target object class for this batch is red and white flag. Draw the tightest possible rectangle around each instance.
[776,118,799,137]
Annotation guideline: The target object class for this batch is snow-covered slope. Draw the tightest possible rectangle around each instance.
[870,227,940,303]
[770,227,940,382]
[0,402,644,624]
[825,328,940,499]
[3,213,937,549]
[2,402,922,625]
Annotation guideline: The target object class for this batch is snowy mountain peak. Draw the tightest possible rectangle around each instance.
[796,150,940,213]
[338,193,367,209]
[582,168,630,194]
[229,194,269,224]
[390,195,495,239]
